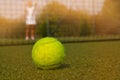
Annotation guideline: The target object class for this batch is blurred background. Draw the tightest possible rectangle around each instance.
[0,0,120,39]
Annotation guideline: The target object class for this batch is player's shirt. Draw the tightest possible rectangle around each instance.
[26,6,36,25]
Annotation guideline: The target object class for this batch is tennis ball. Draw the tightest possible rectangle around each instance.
[32,37,65,69]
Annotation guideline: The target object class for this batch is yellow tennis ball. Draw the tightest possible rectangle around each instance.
[32,37,65,69]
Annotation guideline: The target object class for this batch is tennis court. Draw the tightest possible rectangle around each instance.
[0,40,120,80]
[0,0,120,80]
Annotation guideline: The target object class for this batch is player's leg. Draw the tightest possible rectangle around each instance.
[25,25,30,40]
[31,25,35,40]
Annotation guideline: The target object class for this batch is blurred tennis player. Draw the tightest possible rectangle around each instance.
[25,0,37,40]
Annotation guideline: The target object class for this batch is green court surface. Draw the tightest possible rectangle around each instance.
[0,41,120,80]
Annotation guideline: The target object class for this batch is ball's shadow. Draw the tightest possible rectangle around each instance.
[37,64,70,70]
[56,64,70,70]
[47,64,70,70]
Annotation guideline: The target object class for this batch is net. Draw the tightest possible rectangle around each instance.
[0,0,120,45]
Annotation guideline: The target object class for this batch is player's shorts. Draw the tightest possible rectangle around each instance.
[26,17,36,25]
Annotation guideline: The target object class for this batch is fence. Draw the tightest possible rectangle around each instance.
[0,0,120,39]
